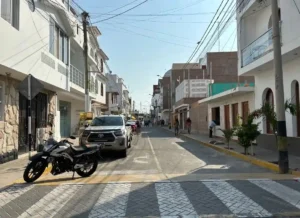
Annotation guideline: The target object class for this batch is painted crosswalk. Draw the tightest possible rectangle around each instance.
[0,180,300,218]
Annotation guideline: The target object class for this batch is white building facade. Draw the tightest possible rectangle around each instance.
[237,0,300,138]
[0,0,108,160]
[105,74,131,116]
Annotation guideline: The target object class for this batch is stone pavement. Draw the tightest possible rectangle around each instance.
[1,179,300,217]
[162,127,300,172]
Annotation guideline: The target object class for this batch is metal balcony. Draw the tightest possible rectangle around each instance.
[70,65,84,88]
[241,23,281,67]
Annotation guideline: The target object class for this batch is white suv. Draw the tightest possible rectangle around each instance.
[80,115,131,157]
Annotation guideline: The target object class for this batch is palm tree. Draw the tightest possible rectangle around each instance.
[218,128,236,149]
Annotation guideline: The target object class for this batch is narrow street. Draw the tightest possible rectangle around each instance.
[1,127,300,218]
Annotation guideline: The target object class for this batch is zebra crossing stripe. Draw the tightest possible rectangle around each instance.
[0,185,34,207]
[250,180,300,209]
[88,183,131,218]
[203,181,272,217]
[155,183,197,216]
[18,184,82,218]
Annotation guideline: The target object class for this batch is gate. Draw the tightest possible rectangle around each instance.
[18,92,48,154]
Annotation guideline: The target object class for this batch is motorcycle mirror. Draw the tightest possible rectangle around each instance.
[69,136,76,140]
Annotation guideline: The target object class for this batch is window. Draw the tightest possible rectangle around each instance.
[0,0,19,29]
[231,103,239,127]
[49,18,69,65]
[101,83,104,96]
[211,107,220,125]
[95,80,99,94]
[101,59,103,73]
[111,93,113,104]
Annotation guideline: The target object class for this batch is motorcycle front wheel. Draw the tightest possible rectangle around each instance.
[76,159,98,177]
[23,160,46,183]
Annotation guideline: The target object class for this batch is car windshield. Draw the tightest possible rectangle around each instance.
[90,117,124,126]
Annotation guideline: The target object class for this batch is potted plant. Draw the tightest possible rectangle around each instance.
[218,127,236,149]
[235,115,260,155]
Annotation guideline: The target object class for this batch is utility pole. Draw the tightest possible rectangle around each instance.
[82,11,89,112]
[271,0,288,173]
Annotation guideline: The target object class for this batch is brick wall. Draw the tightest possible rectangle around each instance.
[189,101,209,134]
[161,77,171,110]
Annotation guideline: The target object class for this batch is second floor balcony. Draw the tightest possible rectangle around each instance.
[241,22,281,68]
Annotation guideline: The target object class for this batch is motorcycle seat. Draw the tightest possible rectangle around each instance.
[71,145,99,152]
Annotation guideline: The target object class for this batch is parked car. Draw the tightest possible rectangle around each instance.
[126,120,137,132]
[80,115,131,157]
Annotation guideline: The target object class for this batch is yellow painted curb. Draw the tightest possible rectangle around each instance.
[162,127,300,175]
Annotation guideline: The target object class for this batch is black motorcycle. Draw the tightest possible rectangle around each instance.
[23,134,102,183]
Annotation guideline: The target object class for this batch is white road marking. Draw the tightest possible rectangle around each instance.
[251,180,300,209]
[0,185,34,207]
[171,142,184,150]
[147,136,163,173]
[18,184,82,218]
[88,183,131,218]
[155,182,197,216]
[133,154,149,164]
[203,181,271,217]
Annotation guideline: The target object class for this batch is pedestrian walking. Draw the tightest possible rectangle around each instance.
[174,118,179,136]
[209,120,217,138]
[186,117,192,134]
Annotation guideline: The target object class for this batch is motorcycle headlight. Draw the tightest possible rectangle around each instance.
[114,129,125,136]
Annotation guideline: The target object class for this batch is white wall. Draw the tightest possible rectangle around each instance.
[175,79,211,102]
[254,56,300,137]
[0,1,70,91]
[207,92,255,138]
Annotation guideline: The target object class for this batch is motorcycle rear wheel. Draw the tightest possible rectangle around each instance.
[76,159,98,177]
[23,160,46,183]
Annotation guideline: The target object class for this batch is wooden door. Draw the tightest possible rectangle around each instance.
[232,103,239,127]
[242,101,249,124]
[224,105,230,130]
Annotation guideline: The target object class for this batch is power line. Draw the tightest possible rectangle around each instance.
[104,21,195,43]
[100,23,194,48]
[230,34,237,51]
[221,25,236,51]
[93,12,216,17]
[93,0,140,18]
[93,0,149,24]
[181,0,228,70]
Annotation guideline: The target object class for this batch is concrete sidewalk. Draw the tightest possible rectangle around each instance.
[0,152,36,189]
[162,127,300,175]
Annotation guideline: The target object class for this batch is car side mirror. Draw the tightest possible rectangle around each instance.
[69,136,76,140]
[84,124,89,128]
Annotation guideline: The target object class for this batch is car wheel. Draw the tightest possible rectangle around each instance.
[127,137,131,148]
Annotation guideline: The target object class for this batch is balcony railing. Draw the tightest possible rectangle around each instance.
[70,65,84,88]
[241,23,281,67]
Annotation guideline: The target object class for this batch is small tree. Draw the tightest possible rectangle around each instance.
[218,127,236,149]
[250,99,297,147]
[235,115,261,155]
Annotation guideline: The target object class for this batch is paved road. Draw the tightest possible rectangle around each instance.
[1,127,300,218]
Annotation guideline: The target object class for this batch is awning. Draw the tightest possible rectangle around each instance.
[91,100,108,109]
[174,104,189,111]
[198,87,254,104]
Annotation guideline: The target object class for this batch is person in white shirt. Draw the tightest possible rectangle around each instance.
[209,120,217,138]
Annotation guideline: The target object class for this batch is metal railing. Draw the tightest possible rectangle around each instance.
[241,23,281,67]
[70,65,84,88]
